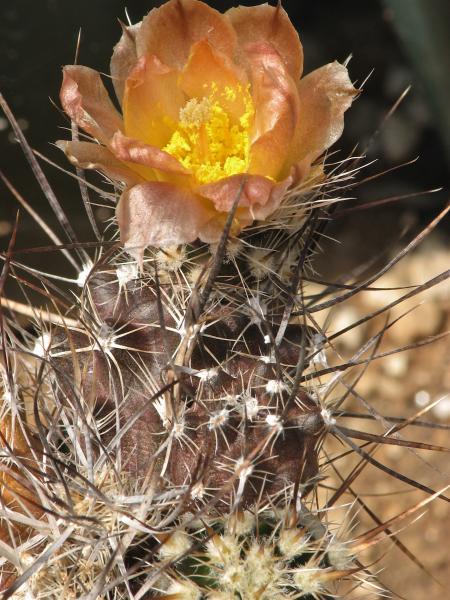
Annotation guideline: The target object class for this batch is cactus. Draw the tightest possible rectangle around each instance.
[1,2,449,598]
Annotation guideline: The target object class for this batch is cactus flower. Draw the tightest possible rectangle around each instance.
[59,0,356,259]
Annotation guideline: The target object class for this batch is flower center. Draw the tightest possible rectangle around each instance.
[163,83,254,185]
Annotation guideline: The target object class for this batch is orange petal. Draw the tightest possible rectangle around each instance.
[60,65,123,144]
[56,140,144,186]
[136,0,237,69]
[227,3,303,81]
[179,39,247,100]
[292,61,357,163]
[110,22,140,104]
[111,131,191,176]
[123,54,184,148]
[246,43,300,179]
[199,173,292,220]
[117,182,212,261]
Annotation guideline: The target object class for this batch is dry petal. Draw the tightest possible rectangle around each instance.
[197,208,252,243]
[117,182,212,261]
[60,65,123,144]
[199,173,292,220]
[57,140,143,186]
[292,61,357,163]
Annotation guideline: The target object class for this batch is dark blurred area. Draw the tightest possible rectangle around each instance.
[0,0,449,254]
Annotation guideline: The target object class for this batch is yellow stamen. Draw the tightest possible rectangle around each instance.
[163,83,254,185]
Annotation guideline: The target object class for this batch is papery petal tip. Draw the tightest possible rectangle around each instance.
[60,65,123,143]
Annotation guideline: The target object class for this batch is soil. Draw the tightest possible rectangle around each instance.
[315,233,450,600]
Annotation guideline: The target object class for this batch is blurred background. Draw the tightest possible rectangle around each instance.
[1,1,449,598]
